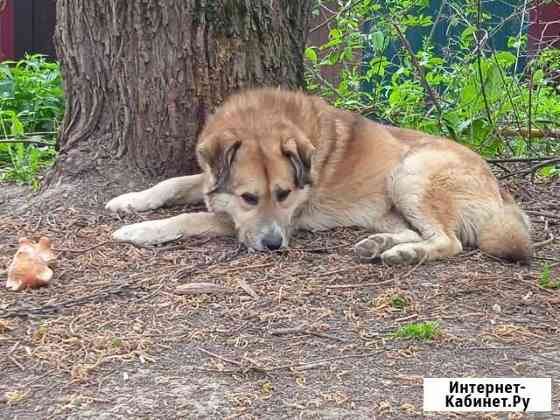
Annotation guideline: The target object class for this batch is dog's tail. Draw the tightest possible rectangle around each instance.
[478,189,532,264]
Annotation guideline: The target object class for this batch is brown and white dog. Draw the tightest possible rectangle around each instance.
[106,88,532,265]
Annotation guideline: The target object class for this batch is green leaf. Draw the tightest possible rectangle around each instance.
[460,83,478,107]
[533,69,544,85]
[538,165,558,177]
[494,51,516,68]
[10,114,24,137]
[388,88,402,107]
[0,65,13,79]
[327,51,340,66]
[370,31,386,52]
[460,26,476,48]
[305,47,318,64]
[0,79,14,98]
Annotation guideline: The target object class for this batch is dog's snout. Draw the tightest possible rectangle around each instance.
[261,233,283,250]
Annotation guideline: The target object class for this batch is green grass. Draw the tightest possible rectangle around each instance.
[539,264,560,290]
[393,321,442,341]
[0,54,63,186]
[390,294,408,310]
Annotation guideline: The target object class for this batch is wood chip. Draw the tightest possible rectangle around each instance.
[175,282,234,295]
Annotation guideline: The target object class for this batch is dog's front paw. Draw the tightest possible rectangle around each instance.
[106,192,162,213]
[353,234,395,262]
[112,220,182,246]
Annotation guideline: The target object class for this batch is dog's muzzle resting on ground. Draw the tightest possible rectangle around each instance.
[106,88,532,265]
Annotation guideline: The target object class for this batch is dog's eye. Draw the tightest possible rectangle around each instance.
[276,189,291,202]
[241,193,259,206]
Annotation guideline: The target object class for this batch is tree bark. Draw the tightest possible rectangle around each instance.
[46,0,312,193]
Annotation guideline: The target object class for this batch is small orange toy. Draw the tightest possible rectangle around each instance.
[6,237,56,291]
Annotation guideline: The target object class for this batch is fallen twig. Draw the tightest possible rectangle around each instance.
[198,347,243,367]
[533,234,555,249]
[8,355,25,371]
[237,279,259,299]
[304,330,349,343]
[315,267,358,278]
[325,278,397,289]
[175,283,235,295]
[0,282,137,319]
[400,254,428,279]
[53,240,112,254]
[327,254,427,289]
[7,341,20,357]
[269,324,349,343]
[525,210,560,220]
[196,351,385,374]
[294,242,353,253]
[175,245,246,280]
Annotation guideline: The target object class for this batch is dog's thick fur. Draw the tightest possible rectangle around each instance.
[106,88,532,265]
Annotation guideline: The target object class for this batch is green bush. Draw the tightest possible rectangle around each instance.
[306,0,560,162]
[0,54,63,186]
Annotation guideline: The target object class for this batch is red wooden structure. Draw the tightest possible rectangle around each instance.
[0,1,559,63]
[0,0,14,61]
[529,0,560,55]
[0,0,56,61]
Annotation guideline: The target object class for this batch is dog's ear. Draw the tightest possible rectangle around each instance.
[282,134,315,189]
[197,133,241,193]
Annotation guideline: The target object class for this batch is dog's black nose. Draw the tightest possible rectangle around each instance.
[262,234,283,251]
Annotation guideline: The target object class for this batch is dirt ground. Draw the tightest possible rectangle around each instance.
[0,176,559,420]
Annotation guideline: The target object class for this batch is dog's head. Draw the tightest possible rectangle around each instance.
[197,119,315,251]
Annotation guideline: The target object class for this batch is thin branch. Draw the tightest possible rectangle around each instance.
[305,64,347,103]
[472,2,516,156]
[428,0,447,41]
[310,0,366,34]
[498,158,560,180]
[489,40,526,142]
[528,60,534,148]
[390,20,456,140]
[0,139,55,146]
[487,156,560,163]
[474,6,495,140]
[514,0,529,75]
[498,127,560,139]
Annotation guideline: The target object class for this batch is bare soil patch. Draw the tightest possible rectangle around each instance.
[1,177,558,419]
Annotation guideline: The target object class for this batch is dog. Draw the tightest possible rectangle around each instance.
[106,88,532,265]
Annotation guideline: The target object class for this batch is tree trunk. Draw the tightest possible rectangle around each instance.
[45,0,312,196]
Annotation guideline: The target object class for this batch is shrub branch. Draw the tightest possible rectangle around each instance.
[390,20,457,141]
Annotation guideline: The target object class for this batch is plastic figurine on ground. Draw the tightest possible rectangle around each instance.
[6,237,56,291]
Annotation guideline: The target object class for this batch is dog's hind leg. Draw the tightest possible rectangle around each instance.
[112,212,235,246]
[106,174,205,213]
[353,212,423,261]
[377,160,463,265]
[380,232,462,265]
